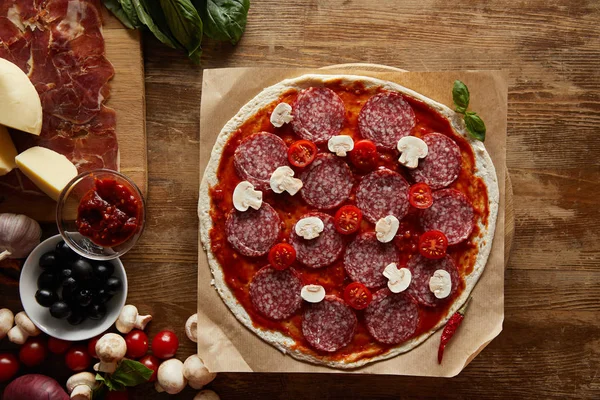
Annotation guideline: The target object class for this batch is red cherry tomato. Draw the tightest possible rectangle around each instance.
[19,337,47,367]
[409,183,433,209]
[418,230,448,260]
[288,140,317,168]
[65,345,92,372]
[48,337,72,355]
[151,330,179,360]
[343,282,373,310]
[0,353,19,382]
[139,354,160,382]
[125,330,149,359]
[267,243,296,270]
[105,389,129,400]
[334,205,363,234]
[87,336,100,359]
[349,139,378,171]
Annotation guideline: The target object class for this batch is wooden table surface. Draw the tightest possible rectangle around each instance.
[2,0,599,398]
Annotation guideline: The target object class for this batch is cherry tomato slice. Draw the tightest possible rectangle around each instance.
[139,354,160,382]
[125,330,149,359]
[288,140,317,168]
[151,330,179,360]
[349,139,378,171]
[334,205,363,234]
[48,337,72,354]
[343,282,373,310]
[409,183,433,209]
[0,353,19,382]
[19,337,47,367]
[418,230,448,259]
[65,345,92,372]
[268,243,296,270]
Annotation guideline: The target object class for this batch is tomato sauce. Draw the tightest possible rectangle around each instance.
[208,80,489,363]
[76,178,142,247]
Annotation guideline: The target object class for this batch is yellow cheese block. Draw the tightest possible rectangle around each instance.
[0,125,18,176]
[0,58,43,135]
[15,146,78,201]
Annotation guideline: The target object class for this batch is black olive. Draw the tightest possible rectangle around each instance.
[87,303,106,320]
[37,271,59,290]
[94,288,113,304]
[55,241,76,262]
[35,289,58,307]
[62,276,78,291]
[49,301,72,319]
[67,310,86,325]
[104,277,121,295]
[93,262,114,281]
[71,259,94,281]
[39,252,57,269]
[77,289,93,307]
[60,268,73,281]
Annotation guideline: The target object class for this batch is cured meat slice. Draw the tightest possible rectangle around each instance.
[234,132,289,191]
[421,189,474,245]
[343,232,399,289]
[356,168,410,224]
[290,212,344,269]
[302,295,356,352]
[406,255,459,307]
[291,87,345,143]
[225,203,281,257]
[409,133,461,189]
[364,289,419,345]
[358,91,415,149]
[249,266,303,320]
[300,153,353,210]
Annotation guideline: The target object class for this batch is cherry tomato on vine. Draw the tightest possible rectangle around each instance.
[151,330,179,360]
[0,353,19,382]
[343,282,373,310]
[349,140,378,171]
[125,330,149,359]
[48,337,72,355]
[288,140,317,168]
[268,243,296,270]
[334,205,363,234]
[139,354,160,382]
[409,183,433,209]
[19,337,47,367]
[87,336,100,359]
[65,345,92,372]
[418,230,448,260]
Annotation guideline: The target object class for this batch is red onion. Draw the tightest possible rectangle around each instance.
[3,374,69,400]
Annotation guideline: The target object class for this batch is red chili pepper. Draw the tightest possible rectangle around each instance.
[438,297,472,364]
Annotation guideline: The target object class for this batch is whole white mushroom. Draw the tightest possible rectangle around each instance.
[0,308,14,340]
[155,358,188,394]
[183,355,216,389]
[194,389,220,400]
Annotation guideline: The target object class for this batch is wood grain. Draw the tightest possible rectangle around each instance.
[1,0,599,398]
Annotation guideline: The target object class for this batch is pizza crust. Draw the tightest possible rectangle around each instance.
[198,74,499,369]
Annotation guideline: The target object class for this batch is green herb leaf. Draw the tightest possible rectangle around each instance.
[111,359,154,387]
[96,373,126,392]
[464,112,486,142]
[103,0,136,29]
[159,0,204,64]
[452,80,470,114]
[131,0,180,49]
[195,0,250,45]
[118,0,143,28]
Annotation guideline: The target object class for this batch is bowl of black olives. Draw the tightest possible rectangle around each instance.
[20,234,128,341]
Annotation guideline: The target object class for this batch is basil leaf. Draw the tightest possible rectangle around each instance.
[131,0,180,49]
[464,112,486,142]
[195,0,250,45]
[160,0,203,64]
[452,80,470,114]
[110,359,154,387]
[96,373,126,392]
[103,0,136,29]
[118,0,143,28]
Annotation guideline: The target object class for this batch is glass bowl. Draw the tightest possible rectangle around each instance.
[56,169,145,260]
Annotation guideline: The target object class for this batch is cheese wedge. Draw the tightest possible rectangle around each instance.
[0,58,43,135]
[0,125,18,176]
[15,146,78,201]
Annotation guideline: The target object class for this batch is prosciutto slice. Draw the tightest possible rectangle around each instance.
[0,0,117,196]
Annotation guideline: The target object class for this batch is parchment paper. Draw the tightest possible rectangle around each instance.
[197,68,507,377]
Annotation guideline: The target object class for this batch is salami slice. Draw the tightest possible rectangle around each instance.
[291,87,345,143]
[358,91,416,149]
[302,295,357,352]
[225,203,281,257]
[409,133,461,189]
[421,189,475,245]
[290,212,344,269]
[405,255,459,307]
[300,153,354,210]
[343,232,399,289]
[249,266,303,320]
[234,132,289,190]
[356,168,410,224]
[364,289,419,345]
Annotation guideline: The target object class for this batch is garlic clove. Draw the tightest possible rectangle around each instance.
[0,213,41,260]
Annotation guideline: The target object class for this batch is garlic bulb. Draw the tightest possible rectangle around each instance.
[0,214,42,261]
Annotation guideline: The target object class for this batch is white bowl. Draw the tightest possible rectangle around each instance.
[20,234,128,341]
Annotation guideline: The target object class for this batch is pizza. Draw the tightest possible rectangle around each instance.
[199,74,499,368]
